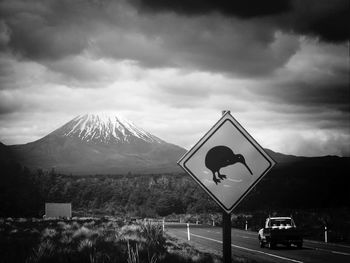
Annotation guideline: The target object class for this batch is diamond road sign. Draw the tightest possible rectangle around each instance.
[178,111,276,214]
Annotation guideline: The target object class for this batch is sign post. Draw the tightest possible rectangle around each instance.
[222,212,231,263]
[221,111,231,263]
[178,110,275,263]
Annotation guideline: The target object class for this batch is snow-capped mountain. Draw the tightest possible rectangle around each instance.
[9,113,186,175]
[59,113,163,145]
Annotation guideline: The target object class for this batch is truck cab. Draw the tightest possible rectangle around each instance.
[258,217,303,249]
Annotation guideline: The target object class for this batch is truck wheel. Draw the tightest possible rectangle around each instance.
[268,241,276,249]
[260,239,265,248]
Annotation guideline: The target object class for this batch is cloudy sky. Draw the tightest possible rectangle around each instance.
[0,0,349,156]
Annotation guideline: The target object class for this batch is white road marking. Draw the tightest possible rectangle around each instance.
[234,234,255,239]
[332,251,350,256]
[207,230,258,239]
[172,227,350,259]
[189,233,304,263]
[305,240,350,249]
[304,246,350,256]
[232,230,258,236]
[217,231,350,256]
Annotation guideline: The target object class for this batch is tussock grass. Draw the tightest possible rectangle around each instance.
[0,217,222,263]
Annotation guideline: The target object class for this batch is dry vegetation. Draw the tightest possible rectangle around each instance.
[0,217,222,263]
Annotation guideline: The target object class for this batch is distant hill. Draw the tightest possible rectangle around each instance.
[1,113,349,189]
[1,136,349,218]
[239,152,350,210]
[0,141,14,164]
[7,113,186,174]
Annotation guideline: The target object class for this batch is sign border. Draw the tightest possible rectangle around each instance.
[177,111,276,213]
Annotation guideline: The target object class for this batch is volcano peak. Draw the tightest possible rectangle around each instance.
[55,112,163,144]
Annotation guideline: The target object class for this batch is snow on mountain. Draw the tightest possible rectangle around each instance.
[57,113,163,144]
[9,113,186,174]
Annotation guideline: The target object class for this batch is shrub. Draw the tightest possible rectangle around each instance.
[139,222,165,254]
[41,228,57,239]
[127,241,140,263]
[2,217,219,263]
[26,240,55,263]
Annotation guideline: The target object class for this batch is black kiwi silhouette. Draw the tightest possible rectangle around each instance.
[205,145,252,184]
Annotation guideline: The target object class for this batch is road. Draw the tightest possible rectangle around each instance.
[165,224,350,263]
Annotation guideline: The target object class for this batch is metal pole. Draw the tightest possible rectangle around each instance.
[325,226,328,243]
[223,212,231,263]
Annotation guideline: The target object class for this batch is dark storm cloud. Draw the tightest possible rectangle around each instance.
[0,97,21,114]
[0,0,347,80]
[286,82,349,112]
[88,14,301,77]
[8,20,87,60]
[0,0,99,60]
[135,0,349,42]
[135,0,291,18]
[257,79,350,114]
[0,0,301,77]
[282,0,349,43]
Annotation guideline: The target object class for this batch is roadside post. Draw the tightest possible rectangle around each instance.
[178,110,275,263]
[187,223,191,241]
[325,226,328,243]
[245,220,248,231]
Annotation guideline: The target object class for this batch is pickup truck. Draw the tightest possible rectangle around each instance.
[258,217,303,249]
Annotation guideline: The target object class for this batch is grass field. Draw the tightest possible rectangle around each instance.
[0,217,228,263]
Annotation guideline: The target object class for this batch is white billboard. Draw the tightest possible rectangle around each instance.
[45,203,72,218]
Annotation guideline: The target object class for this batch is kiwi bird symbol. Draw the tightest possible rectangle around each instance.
[205,145,253,184]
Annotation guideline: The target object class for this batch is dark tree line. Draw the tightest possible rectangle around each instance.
[0,162,219,217]
[1,155,349,218]
[0,162,43,217]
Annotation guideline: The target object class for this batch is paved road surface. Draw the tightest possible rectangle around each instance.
[166,224,350,263]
